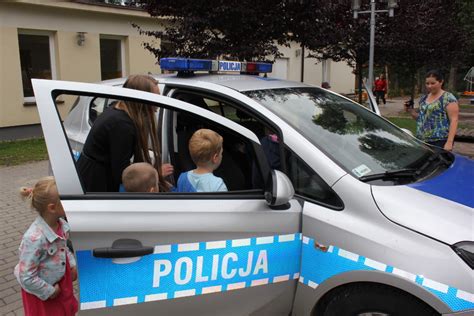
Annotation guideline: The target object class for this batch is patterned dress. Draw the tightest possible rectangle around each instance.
[416,92,457,143]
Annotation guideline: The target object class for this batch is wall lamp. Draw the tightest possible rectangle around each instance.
[77,32,87,46]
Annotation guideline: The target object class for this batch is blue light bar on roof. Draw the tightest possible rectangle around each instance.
[160,58,215,72]
[160,58,272,74]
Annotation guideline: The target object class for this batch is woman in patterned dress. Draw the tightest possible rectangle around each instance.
[406,70,459,151]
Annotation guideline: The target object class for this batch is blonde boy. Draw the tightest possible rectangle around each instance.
[177,129,227,192]
[122,162,159,193]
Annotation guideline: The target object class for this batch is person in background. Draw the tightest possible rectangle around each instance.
[15,177,78,316]
[374,74,387,105]
[406,70,459,150]
[77,74,173,193]
[404,97,414,110]
[122,162,159,193]
[177,129,227,192]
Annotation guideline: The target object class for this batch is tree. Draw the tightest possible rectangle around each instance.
[379,0,468,95]
[448,0,474,91]
[134,0,287,61]
[303,0,473,97]
[299,1,376,102]
[133,0,472,96]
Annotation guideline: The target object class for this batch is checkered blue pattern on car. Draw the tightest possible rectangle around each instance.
[76,233,473,312]
[77,233,302,310]
[300,236,474,312]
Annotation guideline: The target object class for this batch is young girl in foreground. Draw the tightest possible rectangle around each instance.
[14,176,78,316]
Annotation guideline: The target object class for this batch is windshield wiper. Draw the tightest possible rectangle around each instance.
[359,151,452,183]
[359,168,419,182]
[415,151,451,176]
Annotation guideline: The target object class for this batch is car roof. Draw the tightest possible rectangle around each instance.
[100,73,310,92]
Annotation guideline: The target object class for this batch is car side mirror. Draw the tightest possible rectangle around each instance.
[265,170,295,209]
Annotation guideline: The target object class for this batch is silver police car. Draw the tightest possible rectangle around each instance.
[33,58,473,316]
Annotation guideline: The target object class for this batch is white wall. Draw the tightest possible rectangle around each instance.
[272,42,355,94]
[0,1,161,128]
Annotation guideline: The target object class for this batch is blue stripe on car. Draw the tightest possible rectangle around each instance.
[300,236,474,312]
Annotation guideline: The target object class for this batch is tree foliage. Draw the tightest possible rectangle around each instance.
[133,0,473,92]
[134,0,287,61]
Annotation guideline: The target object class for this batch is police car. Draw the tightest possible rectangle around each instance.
[33,58,473,316]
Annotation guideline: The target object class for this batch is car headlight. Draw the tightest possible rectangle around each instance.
[453,241,474,269]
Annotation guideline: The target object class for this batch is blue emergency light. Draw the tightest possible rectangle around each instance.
[160,58,272,74]
[160,58,214,72]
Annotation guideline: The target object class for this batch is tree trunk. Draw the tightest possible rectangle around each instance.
[417,68,425,95]
[391,67,399,97]
[410,72,416,99]
[448,65,457,92]
[357,62,363,104]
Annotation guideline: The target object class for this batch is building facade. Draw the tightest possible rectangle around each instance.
[0,0,354,139]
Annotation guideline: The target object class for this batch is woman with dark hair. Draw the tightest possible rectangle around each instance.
[77,75,173,192]
[406,70,459,151]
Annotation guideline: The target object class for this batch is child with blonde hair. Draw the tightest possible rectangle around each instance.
[177,129,227,192]
[15,176,78,316]
[122,162,159,192]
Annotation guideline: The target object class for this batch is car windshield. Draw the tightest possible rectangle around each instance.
[244,87,433,178]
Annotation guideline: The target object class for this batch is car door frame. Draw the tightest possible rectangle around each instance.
[33,79,303,315]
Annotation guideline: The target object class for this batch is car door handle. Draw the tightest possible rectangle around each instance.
[93,239,153,258]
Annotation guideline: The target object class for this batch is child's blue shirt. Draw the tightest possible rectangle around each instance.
[177,171,227,192]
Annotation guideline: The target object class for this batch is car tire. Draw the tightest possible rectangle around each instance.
[314,283,439,316]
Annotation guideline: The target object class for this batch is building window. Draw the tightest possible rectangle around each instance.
[18,31,56,101]
[100,37,124,80]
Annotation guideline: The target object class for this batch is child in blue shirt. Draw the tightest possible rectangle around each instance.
[177,129,227,192]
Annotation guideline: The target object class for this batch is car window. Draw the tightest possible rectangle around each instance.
[285,147,343,209]
[67,96,81,113]
[244,87,434,180]
[256,132,342,209]
[172,90,268,140]
[63,91,266,194]
[169,109,265,192]
[89,97,117,124]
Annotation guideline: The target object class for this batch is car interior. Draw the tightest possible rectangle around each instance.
[86,92,270,192]
[170,91,267,191]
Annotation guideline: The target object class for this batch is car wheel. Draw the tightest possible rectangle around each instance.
[314,283,439,316]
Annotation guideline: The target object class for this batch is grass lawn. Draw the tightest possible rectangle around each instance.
[385,117,417,134]
[0,138,48,166]
[386,116,474,134]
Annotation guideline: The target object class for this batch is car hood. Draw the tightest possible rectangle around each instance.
[371,155,474,245]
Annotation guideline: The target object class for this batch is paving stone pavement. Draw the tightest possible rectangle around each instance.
[0,161,49,316]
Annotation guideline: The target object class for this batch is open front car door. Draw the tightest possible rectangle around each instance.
[32,79,303,315]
